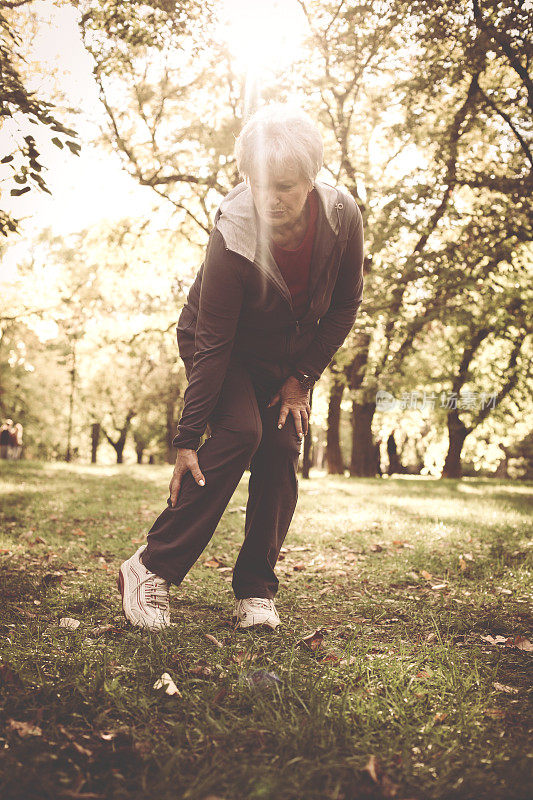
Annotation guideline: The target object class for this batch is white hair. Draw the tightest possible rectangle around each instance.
[234,103,323,184]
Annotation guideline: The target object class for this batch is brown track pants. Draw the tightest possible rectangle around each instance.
[141,354,302,599]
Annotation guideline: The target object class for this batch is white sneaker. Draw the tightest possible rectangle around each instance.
[233,597,281,629]
[118,546,171,629]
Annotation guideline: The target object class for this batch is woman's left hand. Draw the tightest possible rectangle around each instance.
[267,376,311,439]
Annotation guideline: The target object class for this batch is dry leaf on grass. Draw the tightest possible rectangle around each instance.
[363,754,399,798]
[59,617,80,630]
[482,635,532,651]
[204,633,223,648]
[153,673,182,697]
[317,652,340,663]
[513,636,533,652]
[7,719,42,737]
[492,682,519,694]
[89,625,115,636]
[188,663,214,677]
[297,628,328,652]
[211,687,228,705]
[204,557,225,568]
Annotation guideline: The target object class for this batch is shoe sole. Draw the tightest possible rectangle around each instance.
[231,614,280,630]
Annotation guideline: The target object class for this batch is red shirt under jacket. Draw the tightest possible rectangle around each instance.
[270,188,319,319]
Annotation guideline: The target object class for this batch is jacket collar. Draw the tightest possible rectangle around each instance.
[215,180,344,312]
[215,180,341,264]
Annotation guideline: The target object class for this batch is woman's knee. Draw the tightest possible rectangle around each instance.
[266,425,302,461]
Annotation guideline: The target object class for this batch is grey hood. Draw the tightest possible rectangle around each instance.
[215,180,348,311]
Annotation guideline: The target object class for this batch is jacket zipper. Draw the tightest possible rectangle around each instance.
[223,193,344,351]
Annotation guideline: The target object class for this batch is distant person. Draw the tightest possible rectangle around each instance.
[0,420,13,459]
[118,104,365,630]
[12,423,23,460]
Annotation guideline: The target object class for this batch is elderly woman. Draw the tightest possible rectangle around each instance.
[119,104,364,630]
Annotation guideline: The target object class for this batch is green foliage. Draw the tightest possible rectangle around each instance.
[0,1,80,235]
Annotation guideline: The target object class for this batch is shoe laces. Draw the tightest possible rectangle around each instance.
[244,598,275,612]
[137,573,170,611]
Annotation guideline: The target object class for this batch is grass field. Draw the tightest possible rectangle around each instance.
[0,461,531,800]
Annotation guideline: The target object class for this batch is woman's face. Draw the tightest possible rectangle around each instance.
[248,165,313,230]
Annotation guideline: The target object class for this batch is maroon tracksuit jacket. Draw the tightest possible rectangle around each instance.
[173,180,365,451]
[141,181,365,594]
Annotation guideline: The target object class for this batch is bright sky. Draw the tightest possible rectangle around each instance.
[0,0,424,283]
[0,0,309,281]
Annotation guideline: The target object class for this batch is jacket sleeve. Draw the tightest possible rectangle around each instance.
[172,229,245,450]
[292,201,364,381]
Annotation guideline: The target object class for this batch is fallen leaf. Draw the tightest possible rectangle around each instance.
[188,664,214,677]
[420,570,433,581]
[492,682,519,694]
[481,635,508,645]
[72,529,86,537]
[153,673,182,697]
[231,650,257,665]
[512,636,533,652]
[364,755,380,783]
[297,628,327,652]
[7,719,42,737]
[434,712,448,722]
[317,652,339,663]
[293,562,306,571]
[370,544,383,553]
[204,633,223,648]
[211,686,228,704]
[339,655,357,666]
[89,625,115,636]
[59,617,80,630]
[204,557,225,568]
[430,583,448,591]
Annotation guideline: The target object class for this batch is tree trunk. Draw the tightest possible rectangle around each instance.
[350,400,377,476]
[326,376,345,474]
[442,410,470,478]
[387,432,403,475]
[90,422,100,464]
[103,410,135,465]
[65,344,77,463]
[374,439,383,476]
[347,332,373,476]
[136,444,144,464]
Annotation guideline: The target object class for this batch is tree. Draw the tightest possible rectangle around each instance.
[299,0,532,476]
[0,0,80,235]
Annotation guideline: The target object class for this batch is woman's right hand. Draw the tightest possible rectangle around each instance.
[169,448,206,507]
